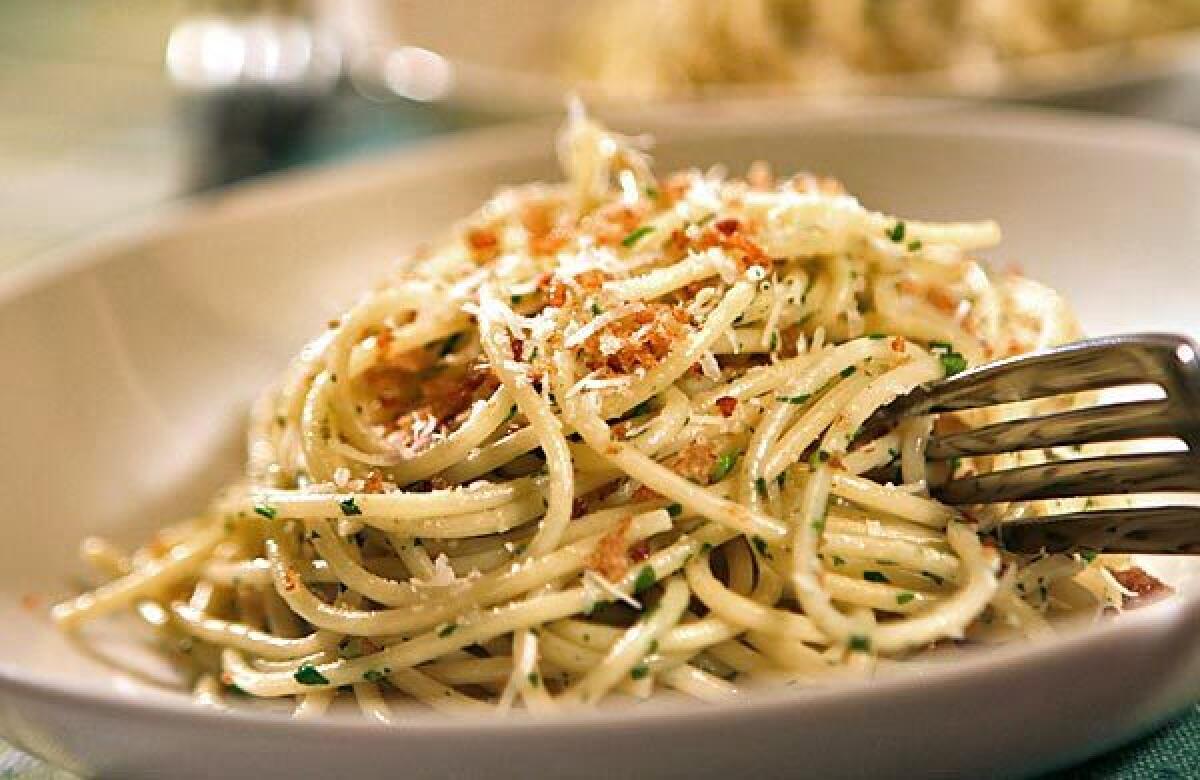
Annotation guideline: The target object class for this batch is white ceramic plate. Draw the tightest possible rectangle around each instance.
[2,104,1200,780]
[325,0,1200,116]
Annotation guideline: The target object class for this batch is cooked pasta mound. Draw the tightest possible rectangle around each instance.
[54,107,1152,718]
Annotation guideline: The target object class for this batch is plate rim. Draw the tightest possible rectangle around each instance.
[352,22,1200,115]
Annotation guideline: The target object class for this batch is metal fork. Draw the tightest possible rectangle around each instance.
[871,333,1200,554]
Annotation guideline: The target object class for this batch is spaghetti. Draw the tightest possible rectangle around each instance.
[54,107,1142,718]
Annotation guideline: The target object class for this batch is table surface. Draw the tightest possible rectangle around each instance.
[2,3,1199,777]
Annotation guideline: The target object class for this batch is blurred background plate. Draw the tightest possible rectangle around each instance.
[328,0,1200,120]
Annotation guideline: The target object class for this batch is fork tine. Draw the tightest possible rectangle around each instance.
[936,452,1200,504]
[883,334,1195,419]
[999,505,1200,554]
[926,399,1178,459]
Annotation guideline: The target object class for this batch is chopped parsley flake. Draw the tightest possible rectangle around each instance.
[867,332,888,340]
[888,221,906,242]
[1080,549,1098,564]
[840,366,857,378]
[503,405,518,424]
[591,302,603,316]
[644,185,659,199]
[710,451,739,482]
[939,350,968,377]
[440,332,462,356]
[896,591,915,605]
[633,566,657,594]
[811,515,826,534]
[754,477,768,497]
[769,330,779,351]
[849,634,872,653]
[437,623,458,638]
[630,663,650,680]
[809,450,830,469]
[253,503,276,519]
[752,535,771,558]
[777,393,812,405]
[363,668,390,683]
[863,570,890,584]
[831,554,846,566]
[294,664,330,686]
[621,225,655,248]
[666,503,683,517]
[339,497,362,516]
[527,672,540,687]
[907,239,923,251]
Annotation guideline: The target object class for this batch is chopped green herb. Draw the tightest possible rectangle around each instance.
[591,302,603,316]
[755,477,768,497]
[648,639,659,654]
[439,332,462,356]
[867,332,888,339]
[511,293,524,305]
[710,451,739,482]
[437,623,458,638]
[863,570,890,584]
[633,566,657,594]
[253,503,276,520]
[700,542,714,554]
[503,405,518,424]
[929,340,954,353]
[621,225,655,248]
[527,672,540,687]
[888,222,906,242]
[751,535,771,558]
[831,554,846,566]
[922,570,945,586]
[776,472,787,488]
[777,393,812,405]
[362,668,390,684]
[294,664,330,686]
[644,185,659,199]
[811,515,826,534]
[896,591,915,605]
[1080,549,1098,564]
[769,330,779,351]
[809,450,830,469]
[630,663,650,680]
[628,400,654,419]
[907,239,923,251]
[666,503,683,517]
[949,456,963,473]
[849,634,872,653]
[840,366,857,378]
[939,350,968,377]
[339,497,362,516]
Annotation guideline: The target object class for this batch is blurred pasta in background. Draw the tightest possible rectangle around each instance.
[570,0,1200,97]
